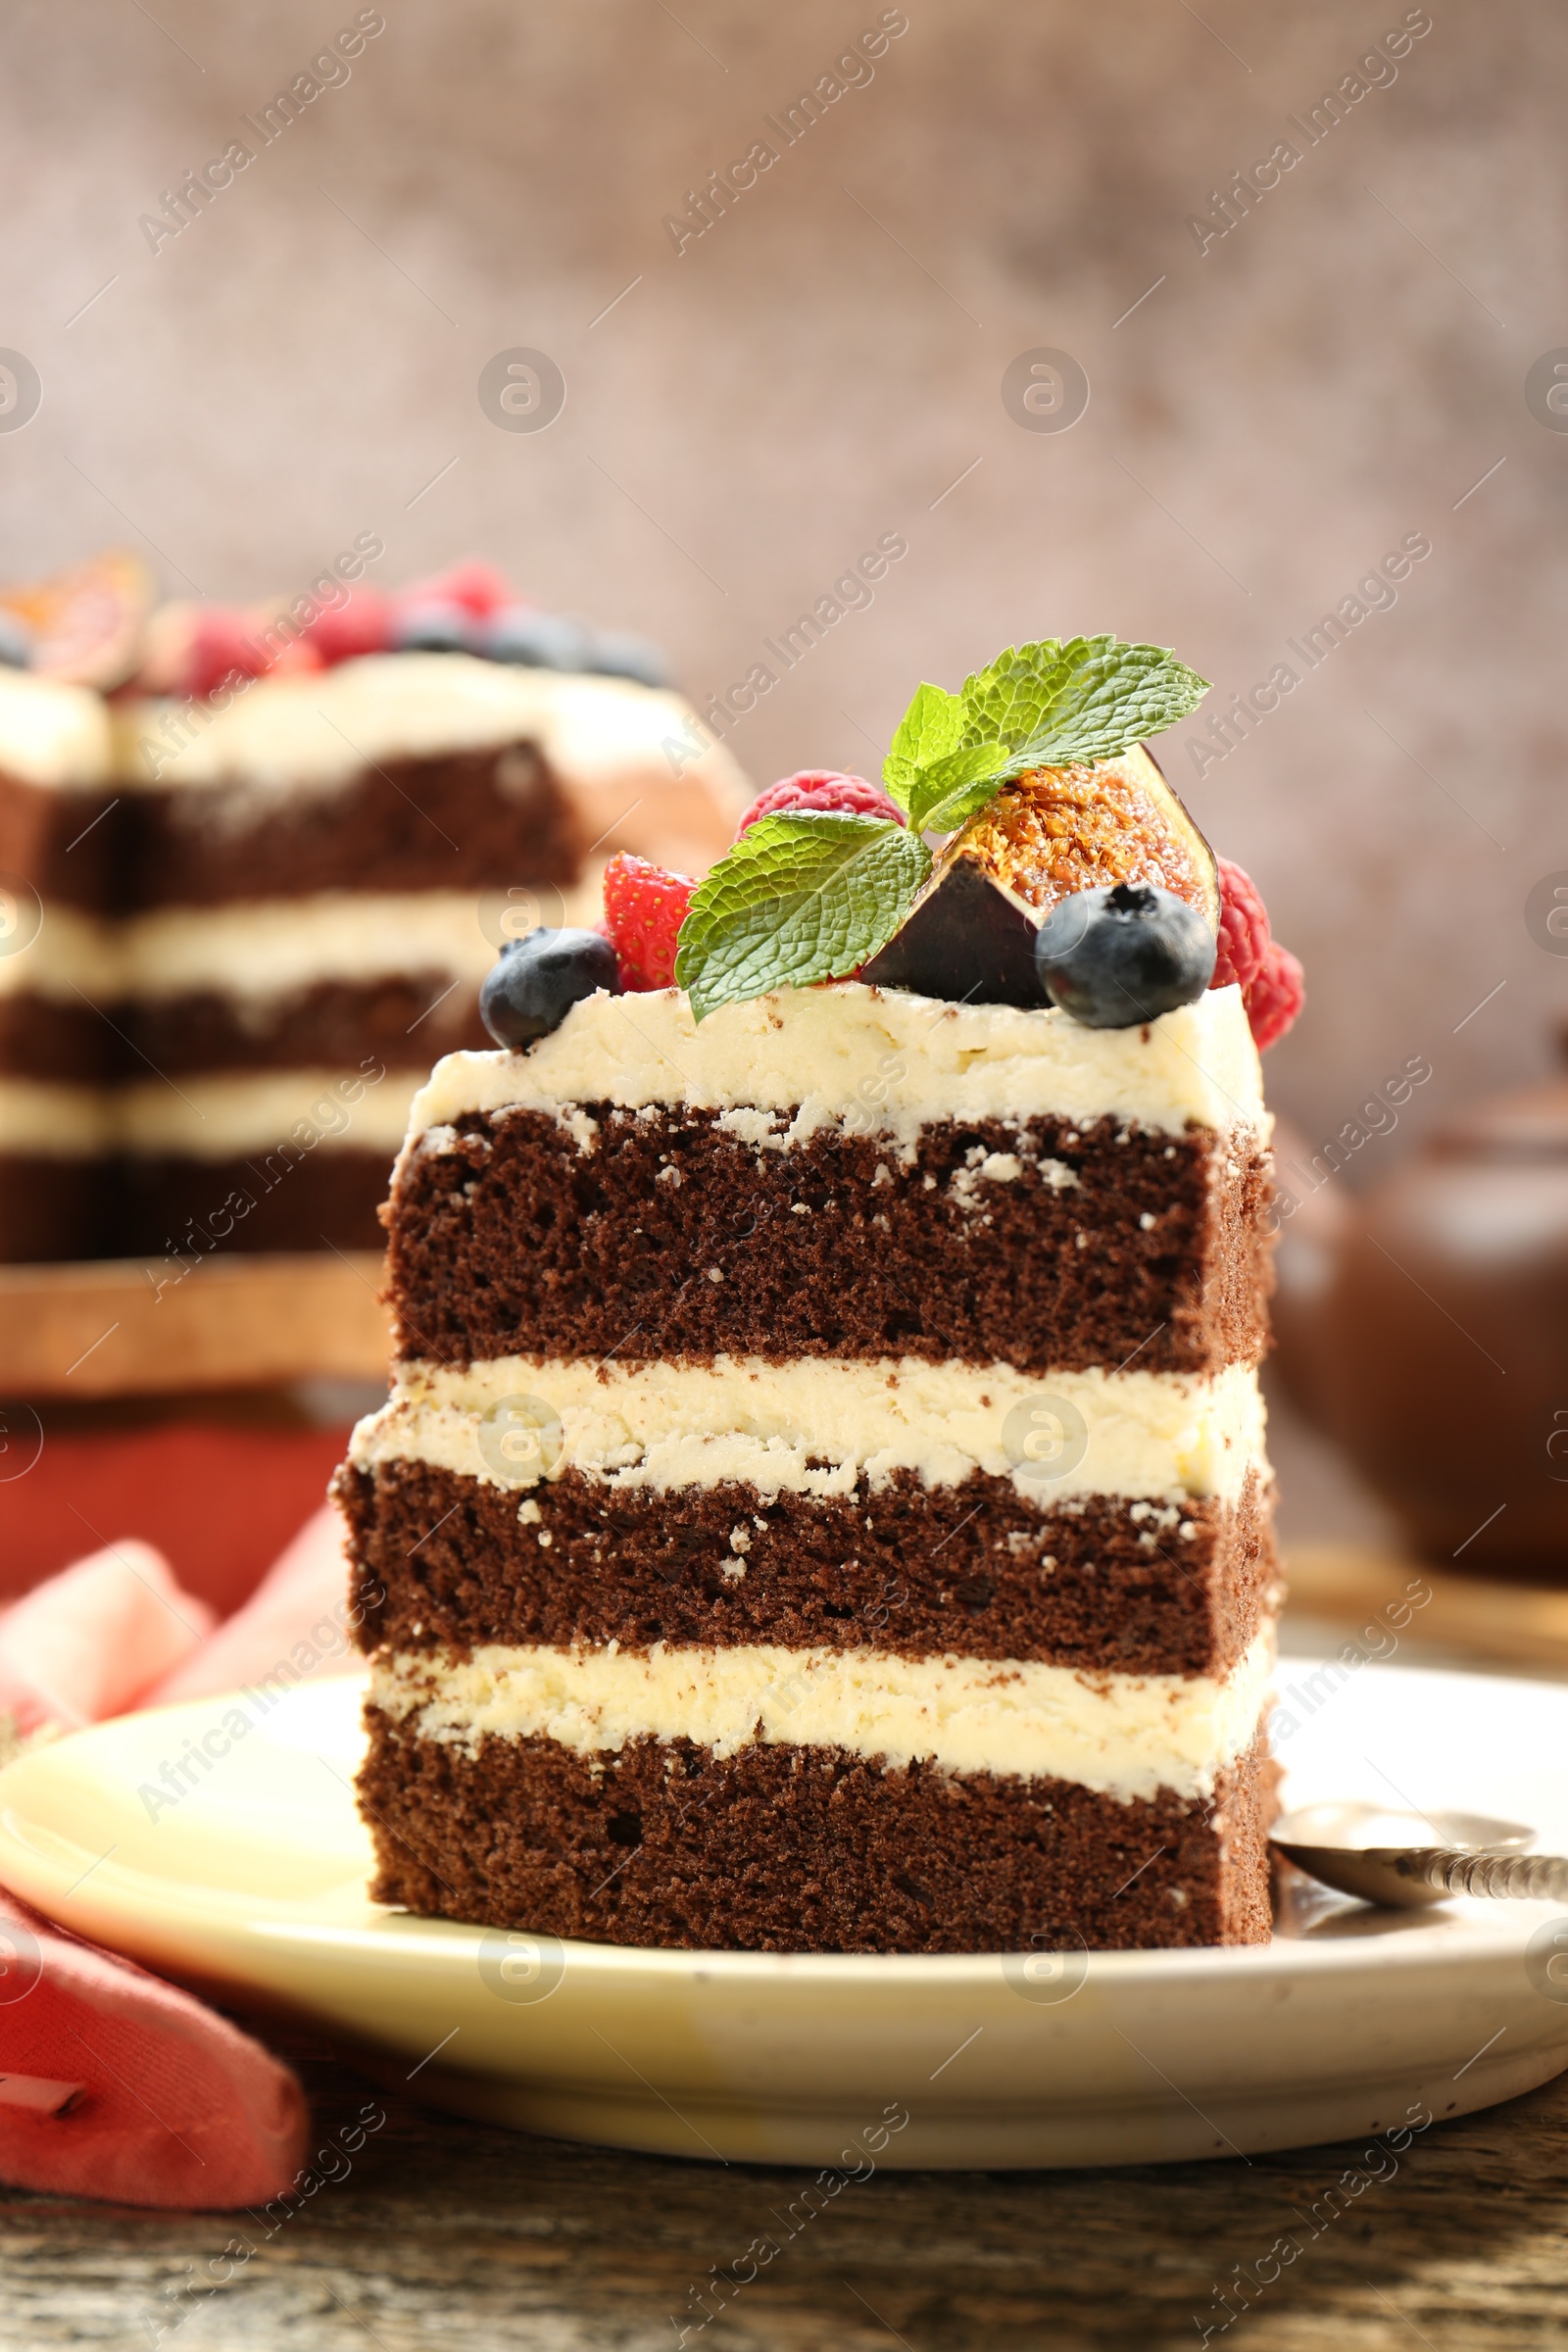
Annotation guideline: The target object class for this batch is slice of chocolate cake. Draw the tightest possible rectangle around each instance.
[338,633,1301,1955]
[0,563,749,1260]
[0,668,118,1259]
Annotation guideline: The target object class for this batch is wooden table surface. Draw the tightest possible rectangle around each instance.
[3,2029,1566,2350]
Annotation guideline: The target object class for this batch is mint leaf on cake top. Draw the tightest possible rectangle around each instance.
[672,635,1208,1022]
[883,636,1209,832]
[960,635,1207,768]
[673,812,931,1024]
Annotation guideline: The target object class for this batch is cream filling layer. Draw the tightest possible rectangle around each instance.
[0,671,112,788]
[407,980,1266,1152]
[0,1069,419,1159]
[115,1067,420,1157]
[351,1356,1266,1505]
[0,1079,111,1155]
[0,883,607,1007]
[369,1629,1276,1801]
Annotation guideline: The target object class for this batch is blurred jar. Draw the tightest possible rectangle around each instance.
[1270,1060,1568,1584]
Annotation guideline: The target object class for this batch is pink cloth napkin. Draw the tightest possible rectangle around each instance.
[0,1502,362,2207]
[0,1541,216,1738]
[141,1502,361,1708]
[0,1886,307,2206]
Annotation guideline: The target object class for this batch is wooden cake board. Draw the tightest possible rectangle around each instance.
[0,1252,393,1399]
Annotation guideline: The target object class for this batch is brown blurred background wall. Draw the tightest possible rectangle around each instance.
[4,0,1562,1160]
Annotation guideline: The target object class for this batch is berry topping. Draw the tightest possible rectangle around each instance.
[1243,938,1304,1051]
[391,598,473,655]
[1035,882,1216,1029]
[178,611,270,701]
[1210,858,1271,993]
[601,852,698,991]
[264,634,326,677]
[584,628,669,689]
[305,588,394,665]
[479,928,619,1048]
[481,607,593,670]
[736,771,906,840]
[404,560,514,616]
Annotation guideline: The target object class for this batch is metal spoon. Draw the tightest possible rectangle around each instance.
[1271,1801,1568,1909]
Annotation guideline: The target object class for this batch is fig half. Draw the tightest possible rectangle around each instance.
[0,550,155,690]
[862,746,1218,1007]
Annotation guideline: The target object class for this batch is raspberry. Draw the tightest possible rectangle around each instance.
[1244,939,1304,1051]
[601,853,697,991]
[178,611,270,700]
[1210,858,1271,993]
[403,560,514,616]
[736,770,906,839]
[306,587,394,665]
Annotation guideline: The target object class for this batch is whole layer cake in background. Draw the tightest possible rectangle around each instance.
[0,555,747,1262]
[337,634,1305,1954]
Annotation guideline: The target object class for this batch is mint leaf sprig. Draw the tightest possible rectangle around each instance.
[883,635,1208,832]
[674,811,930,1025]
[673,635,1207,1022]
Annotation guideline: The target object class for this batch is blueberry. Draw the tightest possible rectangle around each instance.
[1035,883,1216,1028]
[479,927,619,1048]
[480,606,592,670]
[583,629,670,689]
[392,599,473,654]
[0,612,31,669]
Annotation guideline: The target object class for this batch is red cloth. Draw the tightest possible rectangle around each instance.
[0,1886,307,2206]
[0,1501,360,2208]
[0,1541,215,1737]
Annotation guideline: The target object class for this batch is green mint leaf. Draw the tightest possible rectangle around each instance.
[960,636,1209,771]
[674,813,931,1023]
[882,680,966,811]
[905,739,1012,833]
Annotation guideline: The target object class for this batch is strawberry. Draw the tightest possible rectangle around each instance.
[1210,858,1271,993]
[601,853,697,991]
[1244,939,1304,1051]
[265,635,326,677]
[736,770,906,839]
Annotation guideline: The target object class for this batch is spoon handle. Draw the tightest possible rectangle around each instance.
[1396,1846,1568,1901]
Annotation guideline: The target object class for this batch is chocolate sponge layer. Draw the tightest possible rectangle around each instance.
[127,742,583,908]
[337,1458,1277,1678]
[388,1105,1273,1376]
[358,1716,1277,1953]
[112,1148,392,1255]
[120,977,489,1077]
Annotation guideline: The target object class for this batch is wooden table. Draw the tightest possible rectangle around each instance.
[2,2030,1565,2349]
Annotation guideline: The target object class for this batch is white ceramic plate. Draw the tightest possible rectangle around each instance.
[1,1659,1566,2170]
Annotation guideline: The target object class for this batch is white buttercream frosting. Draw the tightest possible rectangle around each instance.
[406,980,1266,1152]
[350,1356,1266,1505]
[369,1629,1275,1801]
[113,652,747,807]
[0,670,112,788]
